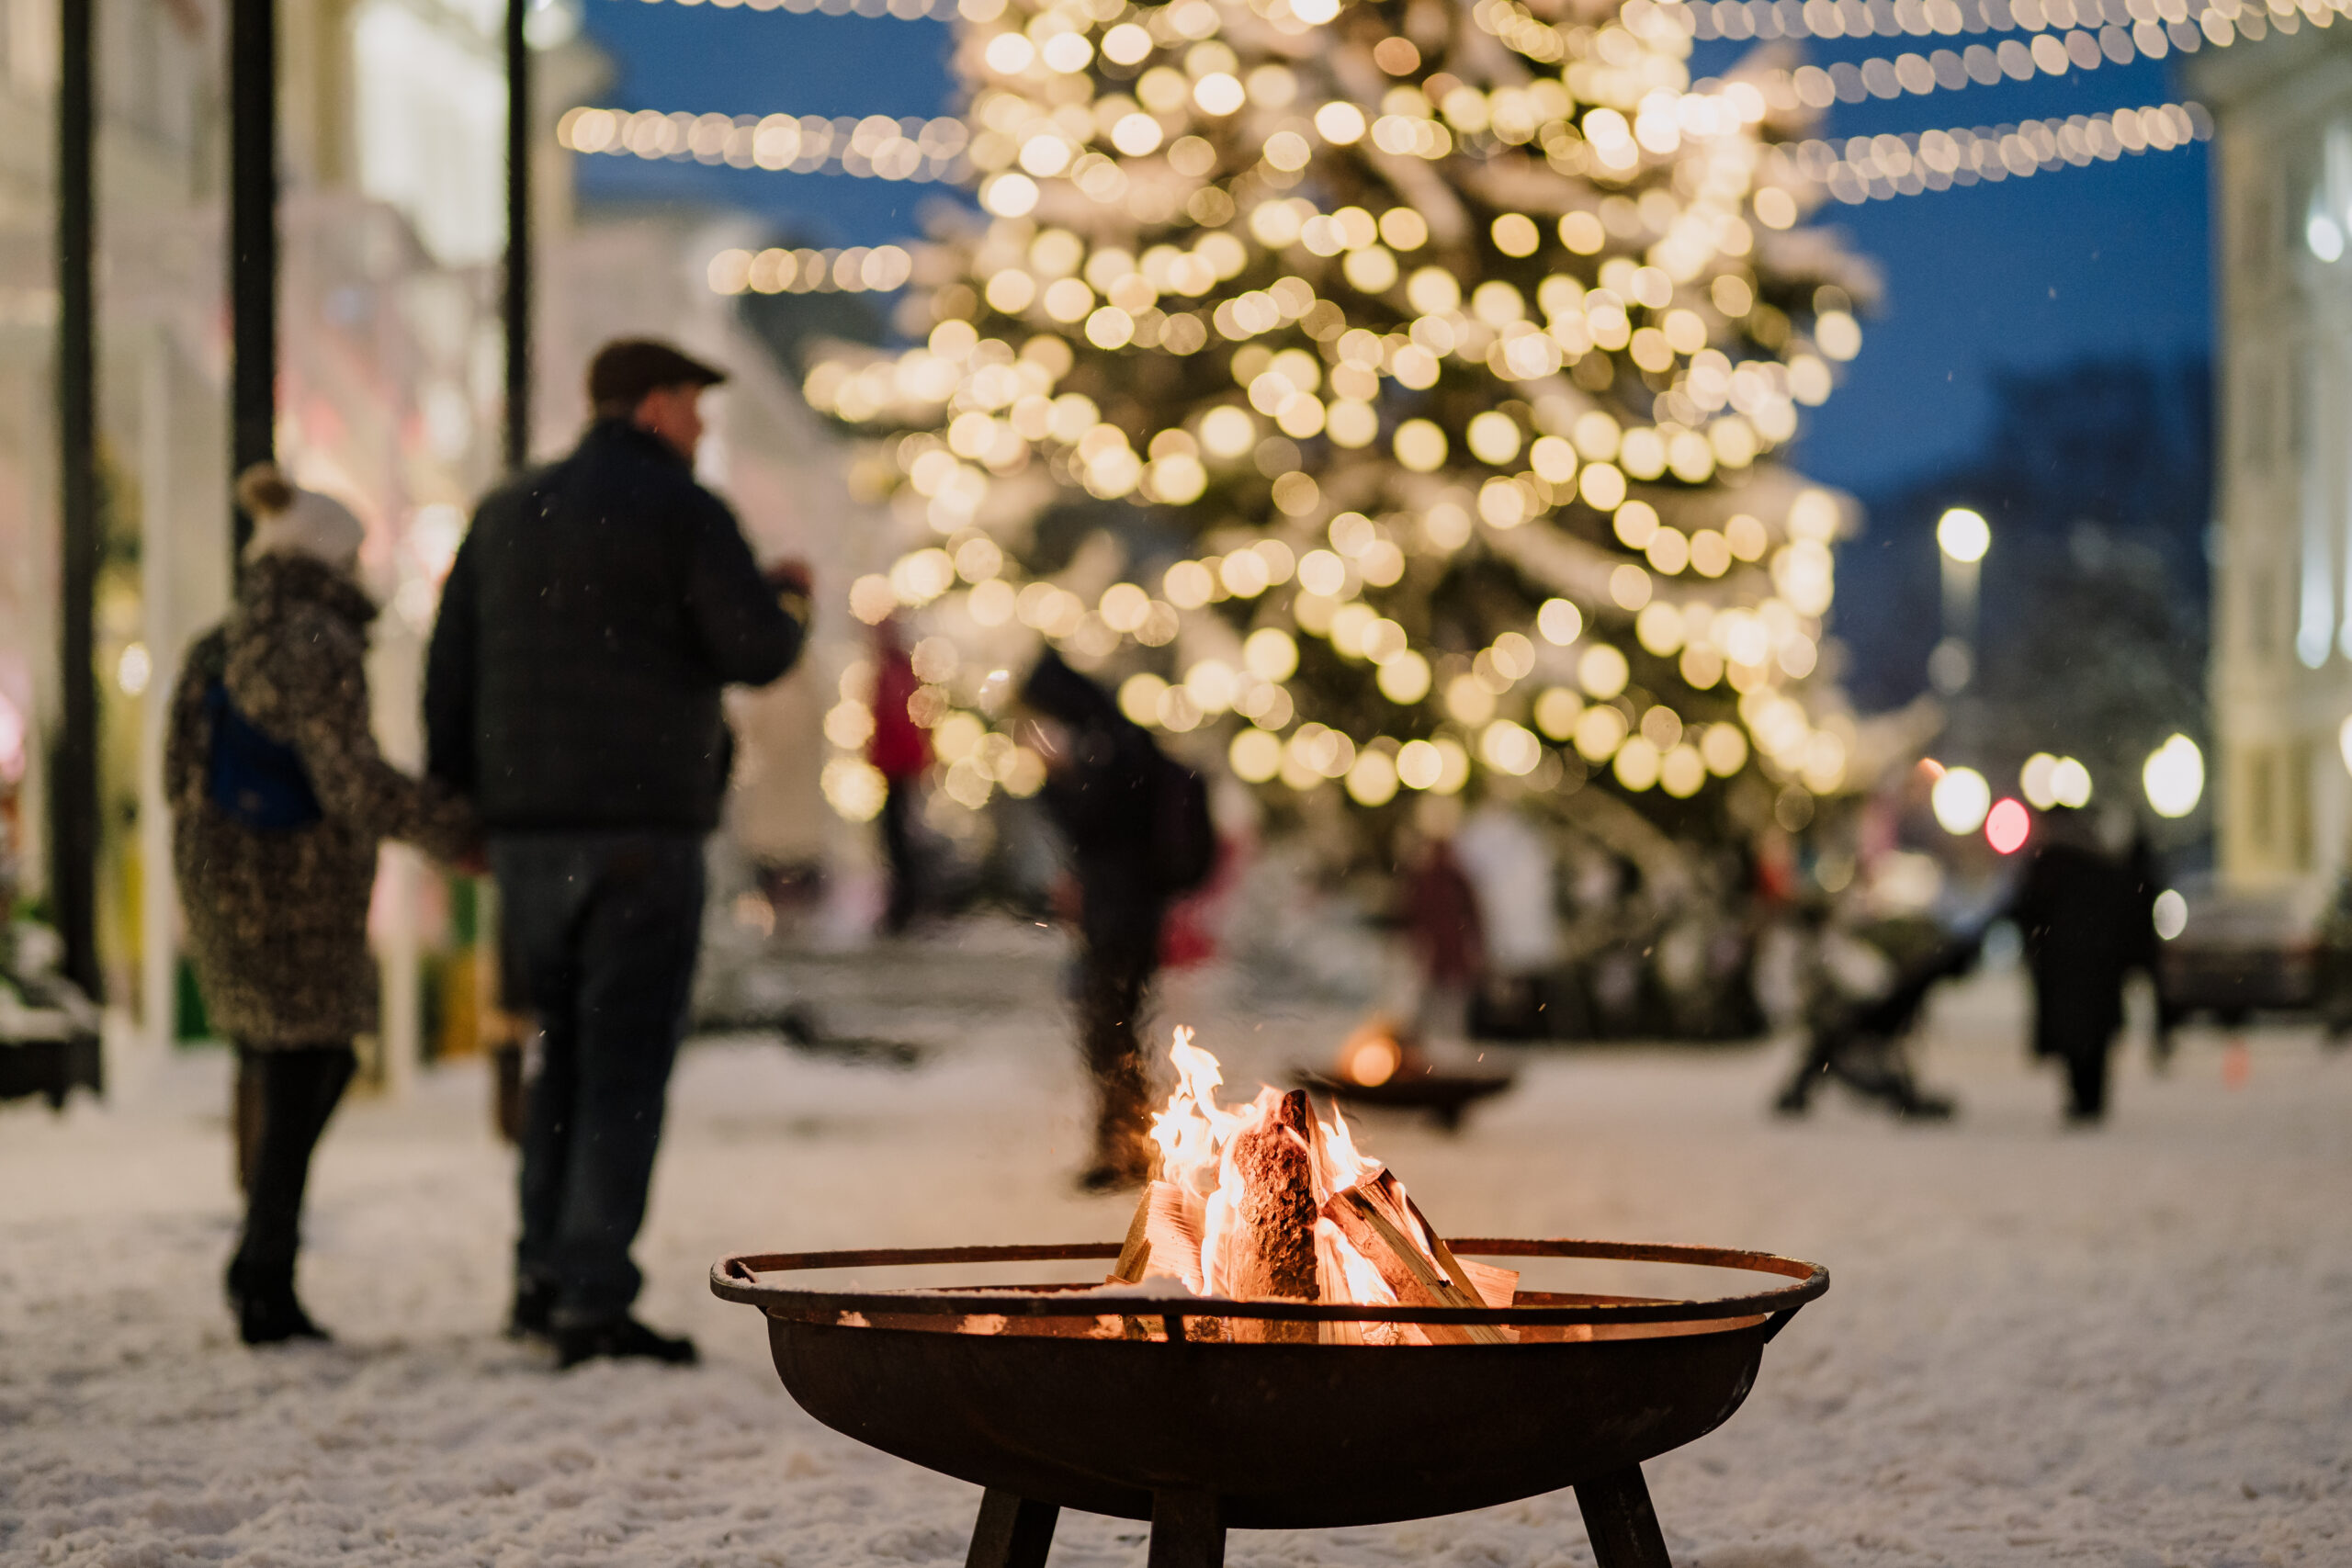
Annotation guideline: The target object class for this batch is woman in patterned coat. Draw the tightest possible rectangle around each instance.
[165,465,477,1344]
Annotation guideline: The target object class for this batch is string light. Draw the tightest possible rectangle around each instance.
[1679,0,2350,48]
[557,107,970,182]
[636,0,960,16]
[1780,100,2210,203]
[708,244,916,294]
[1683,0,2351,118]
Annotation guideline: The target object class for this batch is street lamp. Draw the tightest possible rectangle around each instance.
[1937,506,1991,564]
[1930,507,1987,698]
[2143,734,2203,819]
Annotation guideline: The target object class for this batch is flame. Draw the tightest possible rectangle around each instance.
[1142,1027,1421,1308]
[1316,1217,1398,1308]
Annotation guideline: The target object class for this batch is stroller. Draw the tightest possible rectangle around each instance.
[1775,911,1976,1121]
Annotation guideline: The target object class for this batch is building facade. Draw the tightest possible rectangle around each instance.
[2192,18,2352,892]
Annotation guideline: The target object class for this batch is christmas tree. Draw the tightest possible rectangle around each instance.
[806,0,1874,848]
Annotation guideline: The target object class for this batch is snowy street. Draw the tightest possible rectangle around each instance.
[4,927,2346,1568]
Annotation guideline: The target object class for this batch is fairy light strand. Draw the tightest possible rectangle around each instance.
[555,106,971,183]
[1678,0,2351,108]
[707,244,917,294]
[1669,0,2349,42]
[630,0,959,17]
[1773,98,2211,202]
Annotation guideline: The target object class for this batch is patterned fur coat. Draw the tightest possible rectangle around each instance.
[165,554,477,1048]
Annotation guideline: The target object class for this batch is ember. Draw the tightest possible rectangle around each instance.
[1112,1028,1511,1345]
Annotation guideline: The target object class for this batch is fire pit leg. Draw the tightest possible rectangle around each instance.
[963,1488,1058,1568]
[1146,1490,1224,1568]
[1574,1465,1673,1568]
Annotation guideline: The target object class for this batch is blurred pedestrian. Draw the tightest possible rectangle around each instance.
[166,463,478,1345]
[2010,805,2145,1123]
[1774,897,1967,1121]
[1019,650,1213,1191]
[425,340,808,1367]
[867,619,933,934]
[1398,817,1484,1047]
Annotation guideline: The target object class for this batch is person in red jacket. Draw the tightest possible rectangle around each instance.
[867,619,932,934]
[1402,828,1485,1047]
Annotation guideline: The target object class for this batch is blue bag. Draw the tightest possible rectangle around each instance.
[205,680,323,829]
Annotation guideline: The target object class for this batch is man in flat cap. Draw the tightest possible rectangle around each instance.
[426,338,809,1367]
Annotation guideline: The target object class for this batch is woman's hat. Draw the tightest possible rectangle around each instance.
[236,464,366,575]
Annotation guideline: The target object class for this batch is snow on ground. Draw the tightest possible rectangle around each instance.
[3,923,2348,1567]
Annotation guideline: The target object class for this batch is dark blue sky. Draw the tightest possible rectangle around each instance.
[573,0,2211,494]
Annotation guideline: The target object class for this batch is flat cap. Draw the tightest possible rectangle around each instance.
[587,338,728,410]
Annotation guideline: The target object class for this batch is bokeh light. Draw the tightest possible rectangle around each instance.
[1984,797,2031,855]
[1937,507,1990,564]
[2144,734,2204,819]
[1931,766,1991,835]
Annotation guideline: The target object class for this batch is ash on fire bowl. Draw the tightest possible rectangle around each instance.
[713,1238,1826,1568]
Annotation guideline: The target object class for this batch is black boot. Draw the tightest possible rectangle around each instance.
[552,1315,698,1369]
[227,1257,328,1346]
[507,1275,556,1341]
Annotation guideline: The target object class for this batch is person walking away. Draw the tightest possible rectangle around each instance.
[868,618,932,933]
[1399,818,1485,1047]
[2010,804,2143,1123]
[166,465,478,1345]
[1019,650,1213,1191]
[425,340,808,1366]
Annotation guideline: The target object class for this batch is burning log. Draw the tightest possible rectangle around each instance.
[1111,1180,1209,1294]
[1323,1173,1512,1346]
[1109,1025,1516,1347]
[1400,1190,1520,1318]
[1223,1089,1320,1343]
[1113,1183,1156,1284]
[1108,1179,1213,1339]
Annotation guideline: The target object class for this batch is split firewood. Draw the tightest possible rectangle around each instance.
[1311,1224,1367,1346]
[1324,1176,1509,1346]
[1107,1179,1210,1338]
[1455,1258,1520,1312]
[1224,1089,1320,1343]
[1143,1181,1206,1294]
[1112,1183,1157,1284]
[1399,1189,1520,1317]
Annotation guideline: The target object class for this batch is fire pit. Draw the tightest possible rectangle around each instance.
[713,1029,1826,1567]
[711,1235,1825,1568]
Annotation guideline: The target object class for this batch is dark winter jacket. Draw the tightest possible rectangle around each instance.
[424,421,805,832]
[1023,650,1167,962]
[2010,811,2147,1057]
[165,555,477,1048]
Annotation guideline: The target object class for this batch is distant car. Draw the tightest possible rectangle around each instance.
[2155,874,2336,1025]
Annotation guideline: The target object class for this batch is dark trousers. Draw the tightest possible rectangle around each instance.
[1074,882,1164,1168]
[232,1043,356,1275]
[2065,1046,2110,1120]
[494,831,706,1325]
[880,776,922,933]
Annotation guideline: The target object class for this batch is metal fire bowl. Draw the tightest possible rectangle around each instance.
[711,1238,1826,1531]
